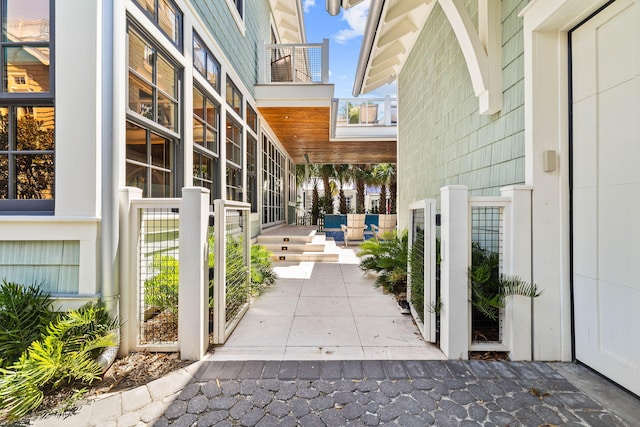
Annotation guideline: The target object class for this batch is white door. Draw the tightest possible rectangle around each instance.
[571,0,640,396]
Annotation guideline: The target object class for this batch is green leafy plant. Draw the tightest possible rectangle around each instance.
[359,230,408,294]
[0,302,117,420]
[469,242,542,321]
[0,281,55,368]
[250,244,277,291]
[143,255,179,318]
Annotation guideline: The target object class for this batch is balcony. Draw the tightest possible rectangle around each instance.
[331,96,397,140]
[255,41,396,165]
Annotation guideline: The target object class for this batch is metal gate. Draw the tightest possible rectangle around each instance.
[210,200,252,344]
[407,199,437,343]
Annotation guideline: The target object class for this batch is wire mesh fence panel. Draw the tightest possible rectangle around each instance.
[267,43,323,83]
[408,199,437,343]
[211,200,251,344]
[136,205,180,346]
[470,205,504,344]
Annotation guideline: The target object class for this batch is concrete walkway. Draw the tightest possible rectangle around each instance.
[210,242,444,360]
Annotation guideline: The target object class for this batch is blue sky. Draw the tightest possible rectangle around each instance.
[302,0,397,99]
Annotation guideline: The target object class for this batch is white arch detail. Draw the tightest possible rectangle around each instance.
[438,0,503,114]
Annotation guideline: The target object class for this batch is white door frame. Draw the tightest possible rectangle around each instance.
[520,0,614,361]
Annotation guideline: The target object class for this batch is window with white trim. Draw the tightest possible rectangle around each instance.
[0,0,55,214]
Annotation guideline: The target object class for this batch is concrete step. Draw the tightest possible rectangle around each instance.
[270,252,339,262]
[263,243,326,253]
[256,234,315,244]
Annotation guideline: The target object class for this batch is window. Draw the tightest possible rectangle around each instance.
[193,33,220,92]
[232,0,243,17]
[128,27,179,132]
[262,135,285,225]
[225,117,242,201]
[193,85,219,201]
[132,0,182,46]
[246,103,257,133]
[125,122,173,197]
[126,23,181,198]
[247,134,257,211]
[0,0,54,213]
[226,76,242,116]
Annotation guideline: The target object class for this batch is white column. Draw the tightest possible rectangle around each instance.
[322,39,330,84]
[118,187,143,357]
[440,185,469,359]
[501,185,533,360]
[178,188,210,360]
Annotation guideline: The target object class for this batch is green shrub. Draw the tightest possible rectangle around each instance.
[143,255,179,318]
[250,244,277,291]
[0,281,55,368]
[0,302,117,421]
[469,242,542,321]
[359,230,408,294]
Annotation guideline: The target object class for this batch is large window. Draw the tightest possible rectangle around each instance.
[128,27,179,132]
[246,134,257,211]
[0,0,54,213]
[262,135,285,225]
[126,122,173,197]
[193,85,219,201]
[226,76,242,116]
[126,23,181,197]
[225,117,242,201]
[132,0,182,47]
[193,33,220,92]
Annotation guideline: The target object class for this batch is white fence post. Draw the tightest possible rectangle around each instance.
[258,40,266,84]
[440,185,470,359]
[178,188,210,360]
[501,185,534,360]
[118,187,143,357]
[322,38,330,84]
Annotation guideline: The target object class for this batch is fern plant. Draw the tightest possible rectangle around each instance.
[0,302,117,420]
[469,243,542,321]
[0,281,55,368]
[359,230,408,294]
[143,255,179,318]
[250,244,277,291]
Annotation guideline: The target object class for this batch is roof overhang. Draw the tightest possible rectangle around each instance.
[270,0,306,43]
[353,0,436,96]
[256,84,396,164]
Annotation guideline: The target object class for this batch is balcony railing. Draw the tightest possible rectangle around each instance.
[331,96,398,139]
[258,39,329,84]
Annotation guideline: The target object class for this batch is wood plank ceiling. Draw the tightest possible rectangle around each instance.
[258,106,397,164]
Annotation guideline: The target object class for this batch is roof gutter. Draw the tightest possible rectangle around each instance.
[352,0,384,96]
[296,0,307,43]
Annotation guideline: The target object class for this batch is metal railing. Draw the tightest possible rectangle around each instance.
[259,39,329,84]
[210,200,251,344]
[468,197,511,351]
[334,96,397,127]
[131,198,181,350]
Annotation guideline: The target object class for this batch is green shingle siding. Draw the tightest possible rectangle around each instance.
[191,0,271,98]
[397,0,528,225]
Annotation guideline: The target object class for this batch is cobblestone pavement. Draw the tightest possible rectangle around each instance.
[148,360,625,426]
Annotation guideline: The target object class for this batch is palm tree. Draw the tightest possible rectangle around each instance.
[373,163,392,214]
[387,163,397,214]
[353,164,372,214]
[334,164,351,214]
[318,164,335,215]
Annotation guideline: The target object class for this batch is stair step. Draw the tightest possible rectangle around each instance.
[270,252,339,262]
[257,235,314,244]
[263,243,325,253]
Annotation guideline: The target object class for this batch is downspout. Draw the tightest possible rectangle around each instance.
[98,0,124,369]
[352,0,384,96]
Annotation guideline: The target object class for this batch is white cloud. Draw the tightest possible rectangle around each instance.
[303,0,316,13]
[333,1,370,44]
